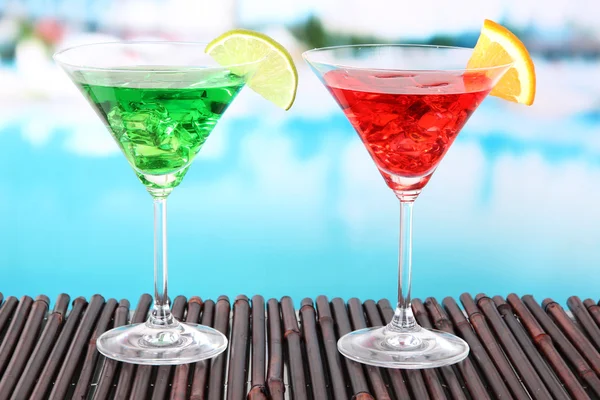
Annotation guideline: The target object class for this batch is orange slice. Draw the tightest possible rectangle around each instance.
[467,19,536,105]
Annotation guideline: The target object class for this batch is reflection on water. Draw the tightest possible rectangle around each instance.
[1,61,599,305]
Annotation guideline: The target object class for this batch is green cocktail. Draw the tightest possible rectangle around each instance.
[53,33,298,365]
[54,42,263,365]
[78,71,245,196]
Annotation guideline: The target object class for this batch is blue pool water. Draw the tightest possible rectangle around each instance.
[1,62,599,306]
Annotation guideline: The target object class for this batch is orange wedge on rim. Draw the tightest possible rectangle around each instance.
[467,19,536,106]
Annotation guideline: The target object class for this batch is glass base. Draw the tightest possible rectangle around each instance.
[97,320,227,365]
[338,325,469,369]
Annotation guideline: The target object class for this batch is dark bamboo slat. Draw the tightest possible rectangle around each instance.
[475,293,554,399]
[0,296,18,335]
[190,299,215,400]
[0,295,33,377]
[424,297,490,400]
[49,294,105,400]
[522,295,600,397]
[507,294,590,399]
[330,297,373,400]
[170,296,203,400]
[0,295,49,399]
[0,293,3,307]
[583,299,600,328]
[377,299,430,400]
[376,297,394,324]
[492,295,570,400]
[91,299,130,400]
[265,298,284,400]
[299,298,327,400]
[544,298,600,370]
[364,300,411,400]
[460,293,531,399]
[0,292,597,399]
[112,293,152,400]
[443,296,514,399]
[315,296,346,400]
[207,295,231,400]
[71,298,118,400]
[142,296,187,400]
[30,296,88,400]
[412,299,466,400]
[403,369,432,400]
[227,295,251,400]
[10,294,70,400]
[347,298,393,400]
[280,296,309,400]
[568,297,600,350]
[412,367,440,400]
[248,295,267,400]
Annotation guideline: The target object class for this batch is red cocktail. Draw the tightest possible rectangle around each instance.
[324,69,490,191]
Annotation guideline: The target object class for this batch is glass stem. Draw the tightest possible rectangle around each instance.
[389,199,418,331]
[149,197,175,327]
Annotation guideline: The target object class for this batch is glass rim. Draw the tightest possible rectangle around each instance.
[302,43,514,73]
[53,40,267,72]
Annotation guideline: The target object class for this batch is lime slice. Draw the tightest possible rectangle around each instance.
[206,29,298,110]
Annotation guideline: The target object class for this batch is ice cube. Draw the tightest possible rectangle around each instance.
[107,106,126,138]
[418,111,455,132]
[130,101,169,115]
[120,111,160,146]
[124,112,157,132]
[155,120,180,151]
[185,107,213,138]
[405,101,430,121]
[389,135,419,152]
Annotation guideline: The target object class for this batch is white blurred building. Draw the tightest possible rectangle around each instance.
[0,0,239,41]
[98,0,239,40]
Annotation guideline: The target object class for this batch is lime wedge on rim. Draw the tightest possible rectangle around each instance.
[205,29,298,110]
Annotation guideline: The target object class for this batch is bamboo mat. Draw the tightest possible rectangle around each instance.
[0,292,598,399]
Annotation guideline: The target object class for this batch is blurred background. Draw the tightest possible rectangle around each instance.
[0,0,599,305]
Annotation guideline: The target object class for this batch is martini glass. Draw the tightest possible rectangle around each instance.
[304,45,511,368]
[54,42,262,365]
